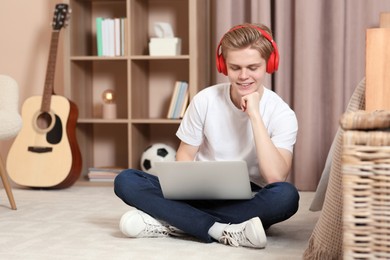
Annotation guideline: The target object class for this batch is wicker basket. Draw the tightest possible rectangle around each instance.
[341,110,390,259]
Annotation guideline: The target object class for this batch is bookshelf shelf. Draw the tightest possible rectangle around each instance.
[65,0,210,179]
[78,118,129,124]
[131,119,182,124]
[130,55,190,60]
[71,56,128,61]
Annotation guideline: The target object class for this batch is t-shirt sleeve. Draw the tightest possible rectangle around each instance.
[176,94,205,146]
[270,108,298,153]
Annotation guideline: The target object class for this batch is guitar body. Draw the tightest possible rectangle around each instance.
[7,95,82,188]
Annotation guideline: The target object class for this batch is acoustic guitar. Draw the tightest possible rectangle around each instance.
[7,4,82,188]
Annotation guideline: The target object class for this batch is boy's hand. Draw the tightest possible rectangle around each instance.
[241,91,261,117]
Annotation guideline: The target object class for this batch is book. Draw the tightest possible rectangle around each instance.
[101,18,109,56]
[171,81,184,118]
[166,81,189,119]
[180,90,189,118]
[107,18,115,56]
[96,17,103,56]
[87,167,124,182]
[120,18,126,56]
[114,18,121,56]
[172,81,189,118]
[96,17,126,57]
[167,81,181,118]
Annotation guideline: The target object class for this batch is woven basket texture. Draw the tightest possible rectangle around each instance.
[341,110,390,259]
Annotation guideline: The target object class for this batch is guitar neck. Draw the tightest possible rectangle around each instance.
[41,30,60,113]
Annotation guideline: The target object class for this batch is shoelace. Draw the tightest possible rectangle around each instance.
[141,223,169,237]
[219,230,247,247]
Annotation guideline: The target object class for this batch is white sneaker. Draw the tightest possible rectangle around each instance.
[219,217,267,248]
[119,210,169,238]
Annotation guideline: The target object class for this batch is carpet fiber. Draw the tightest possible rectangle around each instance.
[0,183,319,259]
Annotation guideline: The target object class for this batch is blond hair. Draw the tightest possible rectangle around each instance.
[220,23,274,61]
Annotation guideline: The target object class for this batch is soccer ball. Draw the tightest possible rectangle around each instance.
[140,143,176,175]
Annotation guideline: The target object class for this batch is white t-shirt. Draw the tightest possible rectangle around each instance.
[176,83,298,187]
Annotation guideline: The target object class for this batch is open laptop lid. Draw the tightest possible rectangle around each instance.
[154,161,253,200]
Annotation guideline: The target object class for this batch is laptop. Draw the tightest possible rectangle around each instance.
[154,161,253,200]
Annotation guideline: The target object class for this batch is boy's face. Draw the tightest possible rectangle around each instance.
[225,47,267,98]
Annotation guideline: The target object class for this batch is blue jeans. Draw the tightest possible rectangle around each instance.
[114,169,300,243]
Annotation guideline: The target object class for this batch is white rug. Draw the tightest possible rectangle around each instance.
[0,184,319,260]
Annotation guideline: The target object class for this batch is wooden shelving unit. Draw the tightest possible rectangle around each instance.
[64,0,210,178]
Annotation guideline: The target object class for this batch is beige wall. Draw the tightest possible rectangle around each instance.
[0,0,67,158]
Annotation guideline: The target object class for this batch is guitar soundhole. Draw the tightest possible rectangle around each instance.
[35,112,63,145]
[37,112,53,130]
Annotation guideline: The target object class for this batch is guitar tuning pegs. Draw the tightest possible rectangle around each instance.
[65,9,72,27]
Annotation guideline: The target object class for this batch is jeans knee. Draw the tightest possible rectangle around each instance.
[266,182,300,215]
[114,169,137,197]
[283,182,299,202]
[279,182,300,215]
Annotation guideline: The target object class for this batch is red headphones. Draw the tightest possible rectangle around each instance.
[216,25,279,75]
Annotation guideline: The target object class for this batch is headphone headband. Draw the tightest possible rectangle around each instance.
[216,24,279,75]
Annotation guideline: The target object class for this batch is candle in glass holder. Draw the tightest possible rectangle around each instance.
[102,89,116,119]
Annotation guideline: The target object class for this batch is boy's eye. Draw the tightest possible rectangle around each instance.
[229,65,261,71]
[230,66,240,71]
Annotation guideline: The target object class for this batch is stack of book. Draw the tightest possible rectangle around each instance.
[167,81,189,119]
[96,17,127,57]
[87,167,124,182]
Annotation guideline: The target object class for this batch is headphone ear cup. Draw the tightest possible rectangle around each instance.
[267,51,276,74]
[273,47,279,72]
[219,55,227,75]
[267,41,279,74]
[216,52,228,75]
